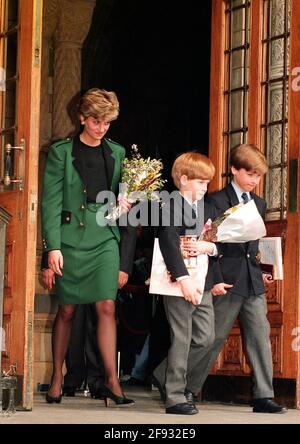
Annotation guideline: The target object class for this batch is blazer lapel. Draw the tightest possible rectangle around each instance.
[251,193,264,217]
[71,135,86,184]
[225,182,240,207]
[102,138,116,191]
[178,193,200,235]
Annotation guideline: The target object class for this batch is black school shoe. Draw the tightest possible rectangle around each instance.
[166,402,199,415]
[253,398,287,414]
[152,375,166,403]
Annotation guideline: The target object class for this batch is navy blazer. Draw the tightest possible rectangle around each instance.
[206,183,266,296]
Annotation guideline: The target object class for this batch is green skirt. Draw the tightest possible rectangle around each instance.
[55,205,120,305]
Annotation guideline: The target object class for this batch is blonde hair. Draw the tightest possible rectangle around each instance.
[78,88,119,122]
[230,144,268,175]
[171,152,215,188]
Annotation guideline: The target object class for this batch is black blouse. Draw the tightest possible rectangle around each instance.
[78,139,108,202]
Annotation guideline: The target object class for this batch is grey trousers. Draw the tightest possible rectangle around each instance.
[153,291,215,408]
[188,291,274,399]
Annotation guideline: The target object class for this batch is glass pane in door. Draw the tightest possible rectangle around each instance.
[0,0,19,191]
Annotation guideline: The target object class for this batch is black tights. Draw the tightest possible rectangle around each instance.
[48,301,123,398]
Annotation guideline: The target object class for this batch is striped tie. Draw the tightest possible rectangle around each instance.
[191,203,197,217]
[241,192,249,203]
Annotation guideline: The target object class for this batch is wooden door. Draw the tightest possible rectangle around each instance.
[0,0,42,409]
[208,0,300,407]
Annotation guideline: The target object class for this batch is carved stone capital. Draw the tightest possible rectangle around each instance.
[43,0,59,40]
[54,0,96,46]
[40,0,97,143]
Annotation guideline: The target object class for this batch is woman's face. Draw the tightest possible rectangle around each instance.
[81,116,110,144]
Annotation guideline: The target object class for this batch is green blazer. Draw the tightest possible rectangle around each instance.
[41,136,125,252]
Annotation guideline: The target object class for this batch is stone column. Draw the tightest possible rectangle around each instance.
[40,0,59,149]
[37,0,95,281]
[52,0,96,139]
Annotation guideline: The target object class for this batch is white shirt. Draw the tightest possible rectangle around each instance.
[177,193,217,281]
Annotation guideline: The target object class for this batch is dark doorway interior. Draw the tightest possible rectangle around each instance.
[80,0,212,379]
[82,0,212,187]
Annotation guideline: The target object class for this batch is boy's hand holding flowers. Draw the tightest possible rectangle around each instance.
[182,239,215,256]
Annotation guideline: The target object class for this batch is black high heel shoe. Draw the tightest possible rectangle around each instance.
[46,389,62,404]
[102,386,135,407]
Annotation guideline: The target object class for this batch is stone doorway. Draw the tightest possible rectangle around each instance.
[34,0,212,392]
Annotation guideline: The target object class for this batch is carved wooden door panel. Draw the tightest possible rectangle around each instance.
[209,0,296,387]
[0,0,42,409]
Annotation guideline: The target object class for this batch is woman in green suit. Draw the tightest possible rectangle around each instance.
[42,88,135,406]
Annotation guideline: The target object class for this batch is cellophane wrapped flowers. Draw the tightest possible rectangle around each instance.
[106,144,166,221]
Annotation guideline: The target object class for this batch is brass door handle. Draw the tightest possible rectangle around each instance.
[1,138,25,191]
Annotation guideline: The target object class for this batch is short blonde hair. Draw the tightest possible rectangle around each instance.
[171,152,215,189]
[230,144,268,175]
[78,88,119,122]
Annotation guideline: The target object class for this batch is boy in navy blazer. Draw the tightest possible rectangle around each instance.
[152,152,218,415]
[195,144,287,414]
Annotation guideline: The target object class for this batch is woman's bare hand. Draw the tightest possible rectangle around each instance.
[48,250,63,276]
[118,195,132,213]
[41,268,56,290]
[118,271,129,289]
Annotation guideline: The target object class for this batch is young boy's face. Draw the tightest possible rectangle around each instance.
[231,166,262,192]
[180,176,210,202]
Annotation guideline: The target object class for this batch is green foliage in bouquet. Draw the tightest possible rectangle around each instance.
[105,144,167,221]
[121,144,166,200]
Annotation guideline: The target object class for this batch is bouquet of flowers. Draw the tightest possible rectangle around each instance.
[201,199,266,243]
[106,144,166,221]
